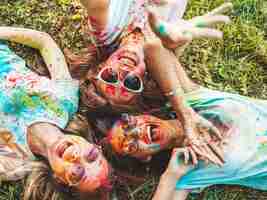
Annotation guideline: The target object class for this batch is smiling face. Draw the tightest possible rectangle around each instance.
[108,115,178,161]
[47,135,110,193]
[83,31,146,109]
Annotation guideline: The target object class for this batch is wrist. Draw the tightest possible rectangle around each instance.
[157,173,177,193]
[160,171,181,184]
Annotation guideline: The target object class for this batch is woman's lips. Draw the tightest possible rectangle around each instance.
[144,125,161,144]
[118,50,139,67]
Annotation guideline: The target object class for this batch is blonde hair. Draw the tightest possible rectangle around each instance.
[0,114,92,200]
[23,161,61,200]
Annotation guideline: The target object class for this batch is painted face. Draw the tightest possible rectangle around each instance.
[108,115,178,161]
[47,135,110,193]
[92,32,146,108]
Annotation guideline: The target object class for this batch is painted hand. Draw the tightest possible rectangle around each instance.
[182,108,225,166]
[147,2,233,49]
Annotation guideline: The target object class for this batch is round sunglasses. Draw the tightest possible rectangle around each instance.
[95,67,144,93]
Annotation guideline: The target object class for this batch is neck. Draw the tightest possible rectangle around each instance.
[167,119,185,148]
[27,123,63,158]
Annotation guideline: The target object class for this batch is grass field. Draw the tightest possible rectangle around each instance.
[0,0,267,199]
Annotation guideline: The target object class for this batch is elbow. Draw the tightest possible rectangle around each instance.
[38,32,53,43]
[37,32,57,49]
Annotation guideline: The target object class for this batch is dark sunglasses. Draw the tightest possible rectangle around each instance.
[96,67,143,93]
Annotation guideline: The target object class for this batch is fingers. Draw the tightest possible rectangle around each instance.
[189,142,225,167]
[147,7,192,49]
[169,148,186,167]
[190,144,205,157]
[191,15,231,28]
[207,142,225,164]
[189,27,223,39]
[203,143,223,166]
[198,117,223,140]
[208,122,223,140]
[188,146,198,165]
[191,144,217,165]
[204,3,233,17]
[183,147,190,164]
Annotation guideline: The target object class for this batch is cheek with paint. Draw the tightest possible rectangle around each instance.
[120,87,130,97]
[105,85,116,96]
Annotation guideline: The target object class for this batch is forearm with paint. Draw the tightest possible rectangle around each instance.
[0,27,71,80]
[144,37,200,135]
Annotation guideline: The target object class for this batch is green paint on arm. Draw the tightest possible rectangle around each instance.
[156,23,168,36]
[195,21,206,28]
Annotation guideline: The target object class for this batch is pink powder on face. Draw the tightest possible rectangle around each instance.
[106,85,116,96]
[120,87,129,97]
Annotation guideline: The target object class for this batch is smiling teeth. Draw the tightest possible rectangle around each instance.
[147,126,152,142]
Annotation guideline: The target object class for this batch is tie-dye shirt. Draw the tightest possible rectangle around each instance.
[0,43,79,156]
[176,88,267,191]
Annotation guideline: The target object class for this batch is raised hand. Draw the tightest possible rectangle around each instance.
[144,33,225,167]
[147,2,233,49]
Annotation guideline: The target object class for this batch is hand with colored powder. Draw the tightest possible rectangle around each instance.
[147,2,233,50]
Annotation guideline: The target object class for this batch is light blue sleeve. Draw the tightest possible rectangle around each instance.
[177,88,262,191]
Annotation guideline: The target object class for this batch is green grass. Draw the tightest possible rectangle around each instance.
[0,0,267,199]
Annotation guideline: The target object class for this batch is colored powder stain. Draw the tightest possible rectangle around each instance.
[40,95,64,117]
[156,23,168,36]
[12,89,39,109]
[0,62,11,75]
[195,21,206,28]
[60,100,76,115]
[120,87,129,97]
[106,129,114,142]
[148,143,161,151]
[0,96,17,114]
[106,85,116,96]
[10,88,64,117]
